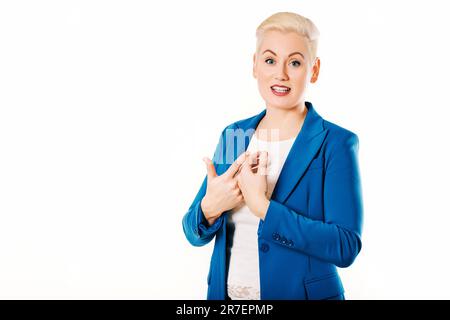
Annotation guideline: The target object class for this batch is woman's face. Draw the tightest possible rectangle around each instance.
[253,30,320,110]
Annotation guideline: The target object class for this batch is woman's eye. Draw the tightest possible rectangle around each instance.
[264,58,301,67]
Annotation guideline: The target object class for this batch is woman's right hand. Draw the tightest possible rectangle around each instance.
[200,152,248,226]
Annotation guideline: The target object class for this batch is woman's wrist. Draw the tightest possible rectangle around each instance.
[206,217,218,226]
[251,197,270,220]
[201,197,219,225]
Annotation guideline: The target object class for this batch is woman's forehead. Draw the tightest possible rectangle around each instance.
[258,30,309,55]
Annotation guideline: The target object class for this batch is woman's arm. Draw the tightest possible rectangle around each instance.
[182,129,226,247]
[182,174,226,247]
[259,133,363,267]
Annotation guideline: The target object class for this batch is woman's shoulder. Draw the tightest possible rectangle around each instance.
[322,118,360,153]
[225,110,266,132]
[323,119,358,139]
[218,109,360,150]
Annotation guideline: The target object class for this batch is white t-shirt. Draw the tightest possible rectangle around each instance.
[226,134,296,300]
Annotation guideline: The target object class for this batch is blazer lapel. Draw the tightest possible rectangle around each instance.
[271,105,328,203]
[236,101,328,204]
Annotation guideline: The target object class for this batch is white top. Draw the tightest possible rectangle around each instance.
[226,134,296,300]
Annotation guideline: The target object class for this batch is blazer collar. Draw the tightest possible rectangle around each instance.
[235,101,328,203]
[236,101,324,140]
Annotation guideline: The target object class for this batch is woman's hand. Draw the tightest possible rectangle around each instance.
[236,151,270,220]
[201,152,247,226]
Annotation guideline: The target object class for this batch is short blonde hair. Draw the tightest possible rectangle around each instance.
[256,12,320,65]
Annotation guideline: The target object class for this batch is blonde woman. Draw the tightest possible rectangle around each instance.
[182,12,363,300]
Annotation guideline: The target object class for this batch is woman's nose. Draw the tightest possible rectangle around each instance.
[274,64,288,81]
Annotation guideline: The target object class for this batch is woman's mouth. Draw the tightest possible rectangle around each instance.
[271,85,291,96]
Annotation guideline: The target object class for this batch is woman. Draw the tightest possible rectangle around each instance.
[182,12,363,300]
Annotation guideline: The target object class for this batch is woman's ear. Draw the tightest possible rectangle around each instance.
[252,53,257,79]
[310,57,320,83]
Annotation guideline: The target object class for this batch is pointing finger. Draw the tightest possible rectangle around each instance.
[226,151,248,178]
[257,151,268,175]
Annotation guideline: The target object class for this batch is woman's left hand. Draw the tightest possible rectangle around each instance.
[236,151,270,220]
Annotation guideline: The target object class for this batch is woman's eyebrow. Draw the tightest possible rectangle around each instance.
[262,49,304,59]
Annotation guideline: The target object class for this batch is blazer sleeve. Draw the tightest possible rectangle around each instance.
[259,133,364,268]
[182,129,227,247]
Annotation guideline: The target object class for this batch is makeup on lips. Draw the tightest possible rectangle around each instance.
[271,85,291,96]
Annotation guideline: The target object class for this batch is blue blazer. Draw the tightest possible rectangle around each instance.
[182,101,363,300]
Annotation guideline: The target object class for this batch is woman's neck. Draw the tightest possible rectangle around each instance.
[256,102,308,141]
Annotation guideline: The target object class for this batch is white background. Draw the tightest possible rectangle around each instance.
[1,0,450,299]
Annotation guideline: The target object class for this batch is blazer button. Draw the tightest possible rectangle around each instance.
[288,240,294,247]
[272,233,280,241]
[260,243,269,253]
[281,237,287,245]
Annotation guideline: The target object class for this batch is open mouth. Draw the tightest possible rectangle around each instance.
[271,85,291,96]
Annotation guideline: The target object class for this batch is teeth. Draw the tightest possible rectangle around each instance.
[272,86,290,92]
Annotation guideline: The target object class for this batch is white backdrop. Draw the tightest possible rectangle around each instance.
[1,0,450,299]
